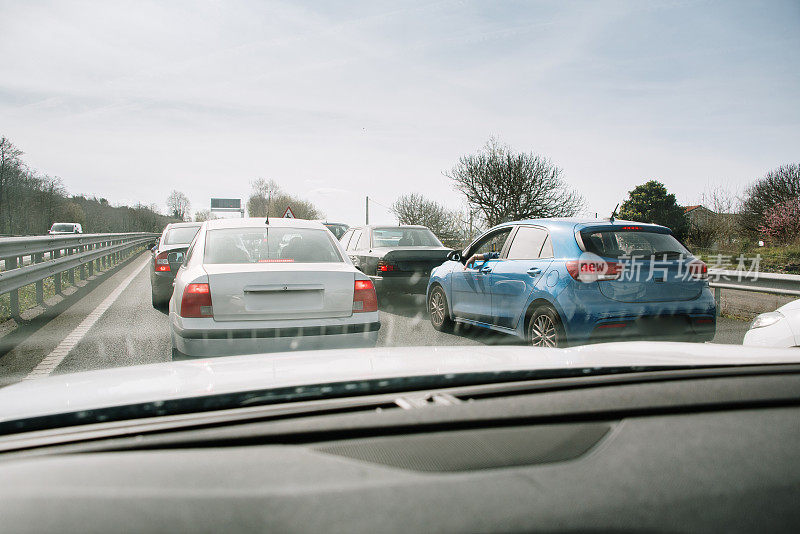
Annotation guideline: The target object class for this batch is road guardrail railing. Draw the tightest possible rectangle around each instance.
[0,233,158,320]
[708,269,800,314]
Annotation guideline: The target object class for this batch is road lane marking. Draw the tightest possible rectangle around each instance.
[24,255,150,380]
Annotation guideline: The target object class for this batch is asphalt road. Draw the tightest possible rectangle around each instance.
[0,251,752,384]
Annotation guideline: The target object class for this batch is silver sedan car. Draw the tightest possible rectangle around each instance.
[170,218,380,358]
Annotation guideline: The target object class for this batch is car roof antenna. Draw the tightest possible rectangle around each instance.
[609,203,619,222]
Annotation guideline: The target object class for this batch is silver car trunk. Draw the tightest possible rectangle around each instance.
[204,263,355,321]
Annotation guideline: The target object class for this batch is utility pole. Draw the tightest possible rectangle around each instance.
[365,196,369,225]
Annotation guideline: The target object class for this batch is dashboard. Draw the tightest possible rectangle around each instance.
[0,367,798,533]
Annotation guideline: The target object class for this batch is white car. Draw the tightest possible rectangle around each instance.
[48,222,83,234]
[169,217,380,358]
[743,298,800,348]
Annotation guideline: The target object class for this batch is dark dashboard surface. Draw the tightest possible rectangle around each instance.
[1,370,799,533]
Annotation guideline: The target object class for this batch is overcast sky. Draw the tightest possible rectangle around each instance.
[2,0,798,225]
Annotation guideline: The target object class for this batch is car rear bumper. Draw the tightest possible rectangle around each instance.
[556,286,717,343]
[170,314,380,357]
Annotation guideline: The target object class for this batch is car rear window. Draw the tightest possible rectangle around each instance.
[581,228,689,258]
[204,227,343,264]
[324,223,348,239]
[164,226,200,245]
[51,224,75,232]
[373,227,441,247]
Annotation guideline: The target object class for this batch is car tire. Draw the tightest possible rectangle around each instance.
[428,285,454,332]
[527,306,566,348]
[151,291,167,309]
[171,346,190,361]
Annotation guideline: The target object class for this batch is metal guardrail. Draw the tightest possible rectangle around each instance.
[0,233,158,319]
[708,269,800,315]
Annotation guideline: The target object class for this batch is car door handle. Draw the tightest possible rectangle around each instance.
[480,266,493,274]
[526,268,542,276]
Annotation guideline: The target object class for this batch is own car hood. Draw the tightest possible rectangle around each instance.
[1,342,798,422]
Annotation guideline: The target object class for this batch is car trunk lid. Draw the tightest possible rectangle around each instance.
[204,263,355,321]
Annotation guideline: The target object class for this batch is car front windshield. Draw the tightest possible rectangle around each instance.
[1,1,798,436]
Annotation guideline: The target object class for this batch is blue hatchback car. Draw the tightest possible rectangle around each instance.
[426,218,716,347]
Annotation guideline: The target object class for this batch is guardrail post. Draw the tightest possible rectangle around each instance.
[53,250,62,294]
[34,253,44,305]
[5,257,20,319]
[714,287,721,316]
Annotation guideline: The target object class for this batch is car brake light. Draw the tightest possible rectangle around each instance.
[565,260,620,282]
[180,283,213,318]
[688,260,708,280]
[353,279,378,313]
[377,261,396,272]
[155,252,170,272]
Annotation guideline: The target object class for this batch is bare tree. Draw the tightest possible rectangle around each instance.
[445,137,584,227]
[686,186,740,249]
[392,193,466,248]
[246,178,323,219]
[166,190,191,221]
[194,209,216,222]
[739,163,800,236]
[0,136,24,233]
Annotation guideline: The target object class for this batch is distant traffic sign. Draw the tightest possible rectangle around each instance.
[283,206,295,218]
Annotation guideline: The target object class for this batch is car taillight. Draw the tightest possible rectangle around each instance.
[353,279,378,313]
[155,252,170,272]
[180,283,213,318]
[565,260,621,282]
[688,260,708,280]
[377,261,396,272]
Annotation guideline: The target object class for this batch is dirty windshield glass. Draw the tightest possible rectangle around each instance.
[0,0,797,431]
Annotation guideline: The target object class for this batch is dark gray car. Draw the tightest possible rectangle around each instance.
[340,225,451,293]
[150,222,202,307]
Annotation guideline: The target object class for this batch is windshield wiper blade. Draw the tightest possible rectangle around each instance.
[0,365,719,438]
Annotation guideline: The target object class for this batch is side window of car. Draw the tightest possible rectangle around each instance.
[470,228,512,257]
[506,226,549,259]
[348,230,362,251]
[184,235,198,265]
[340,230,353,249]
[358,229,371,250]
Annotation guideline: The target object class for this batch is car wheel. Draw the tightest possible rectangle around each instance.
[527,306,566,348]
[171,346,190,361]
[151,291,167,309]
[428,285,454,332]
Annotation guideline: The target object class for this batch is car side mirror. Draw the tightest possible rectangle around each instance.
[167,252,185,264]
[447,250,462,262]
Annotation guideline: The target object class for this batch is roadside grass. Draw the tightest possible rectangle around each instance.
[693,245,800,274]
[0,247,145,323]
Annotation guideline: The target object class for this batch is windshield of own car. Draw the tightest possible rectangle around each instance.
[163,226,200,245]
[0,1,798,426]
[373,227,442,247]
[204,227,342,264]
